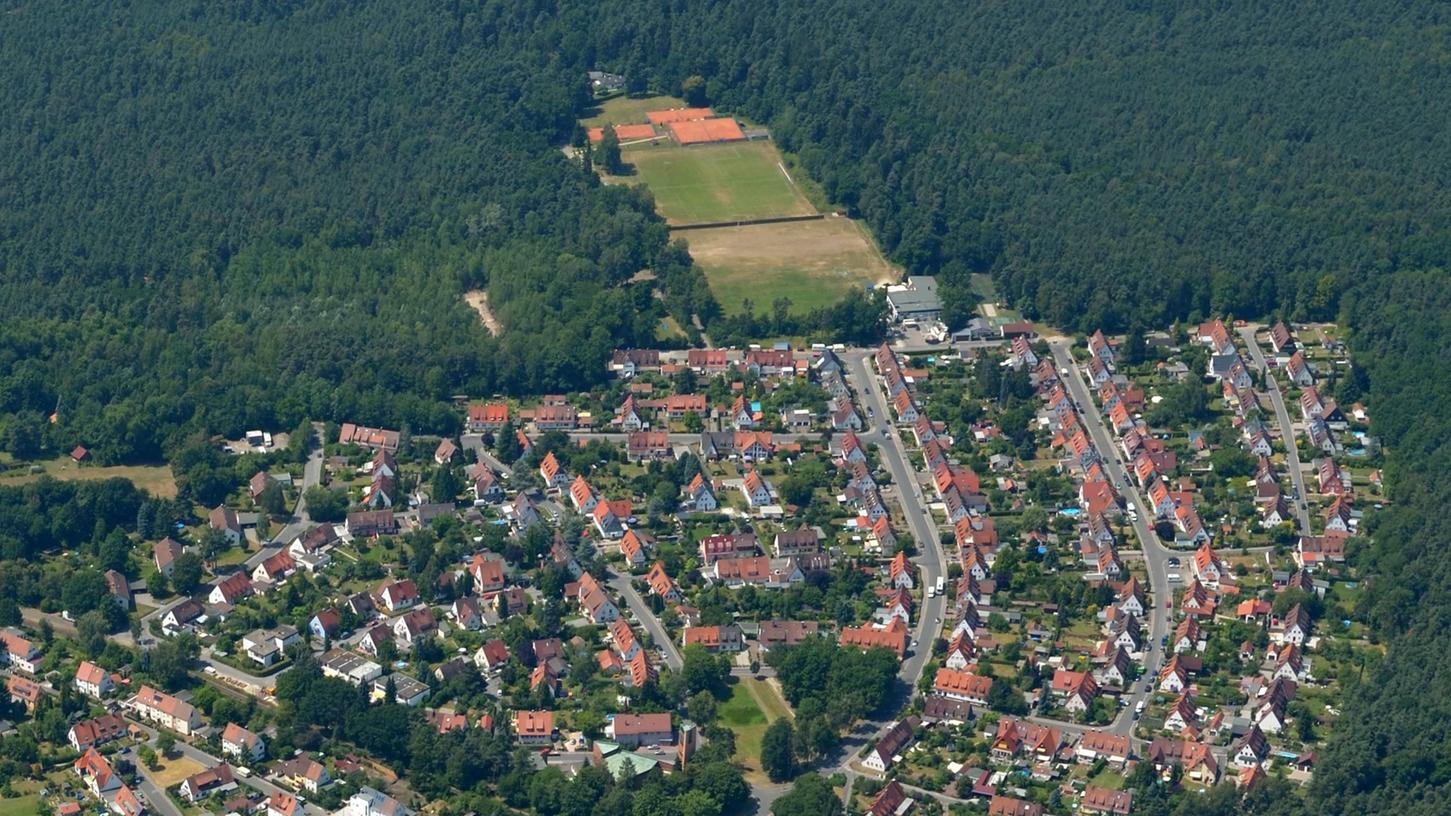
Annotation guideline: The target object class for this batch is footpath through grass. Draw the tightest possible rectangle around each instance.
[719,677,793,778]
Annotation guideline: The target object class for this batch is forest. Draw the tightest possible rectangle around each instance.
[0,0,704,464]
[4,0,1451,812]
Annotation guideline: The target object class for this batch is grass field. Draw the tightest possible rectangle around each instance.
[581,94,686,127]
[684,218,896,315]
[0,454,177,497]
[0,795,41,816]
[719,678,793,777]
[149,755,205,787]
[620,141,815,224]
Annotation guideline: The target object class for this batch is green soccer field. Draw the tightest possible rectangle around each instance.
[622,141,816,224]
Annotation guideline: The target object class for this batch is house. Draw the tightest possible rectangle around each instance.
[339,423,401,451]
[467,403,509,432]
[278,756,330,793]
[474,639,511,672]
[740,470,773,506]
[153,538,184,576]
[943,632,977,670]
[840,619,908,657]
[241,625,301,667]
[68,713,127,752]
[1233,725,1270,768]
[468,465,503,504]
[1296,535,1346,571]
[180,765,238,803]
[888,550,914,589]
[209,573,255,606]
[773,527,820,558]
[577,574,620,623]
[684,473,717,511]
[467,554,506,594]
[221,723,267,763]
[644,561,682,603]
[320,649,383,687]
[868,781,913,816]
[307,609,342,641]
[1164,693,1198,733]
[1276,603,1313,645]
[130,685,201,734]
[569,476,599,513]
[448,597,483,631]
[1076,731,1131,766]
[4,673,39,711]
[1286,350,1314,386]
[370,673,430,706]
[252,551,297,584]
[378,579,420,613]
[336,788,415,816]
[75,660,115,698]
[539,451,569,490]
[627,431,671,461]
[933,668,993,704]
[1192,542,1227,588]
[682,624,744,653]
[1081,786,1133,816]
[627,649,657,688]
[347,509,397,537]
[591,501,626,540]
[1158,655,1197,695]
[162,599,205,634]
[1269,322,1295,354]
[1050,669,1099,713]
[210,506,242,546]
[758,619,819,650]
[1146,738,1219,784]
[988,797,1043,816]
[514,710,555,745]
[392,607,438,648]
[607,713,674,747]
[989,718,1062,763]
[862,716,920,773]
[357,625,393,657]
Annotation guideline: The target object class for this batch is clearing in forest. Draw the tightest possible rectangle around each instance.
[719,677,793,779]
[0,454,177,498]
[581,94,688,128]
[620,141,814,224]
[683,217,896,316]
[463,289,502,336]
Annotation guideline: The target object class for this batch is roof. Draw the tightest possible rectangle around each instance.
[515,710,554,736]
[611,712,672,737]
[646,107,715,124]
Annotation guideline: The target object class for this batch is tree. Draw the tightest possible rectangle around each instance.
[681,75,708,106]
[680,645,730,698]
[63,568,111,616]
[170,552,204,595]
[688,690,718,724]
[760,718,796,782]
[259,480,288,516]
[156,732,176,756]
[596,128,624,175]
[76,610,111,656]
[495,420,522,463]
[770,774,840,816]
[431,465,460,503]
[304,486,348,523]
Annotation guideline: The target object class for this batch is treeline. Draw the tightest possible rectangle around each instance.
[0,0,706,464]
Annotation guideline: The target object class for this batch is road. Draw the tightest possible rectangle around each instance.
[829,353,948,749]
[1049,340,1169,739]
[1236,325,1313,532]
[253,423,328,568]
[607,567,684,671]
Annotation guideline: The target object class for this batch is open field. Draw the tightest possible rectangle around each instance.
[620,141,814,224]
[149,754,206,787]
[684,217,896,315]
[720,677,793,778]
[0,454,177,498]
[0,795,41,816]
[581,95,686,127]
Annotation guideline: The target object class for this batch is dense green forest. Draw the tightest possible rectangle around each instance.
[0,0,708,463]
[5,0,1451,811]
[577,2,1451,813]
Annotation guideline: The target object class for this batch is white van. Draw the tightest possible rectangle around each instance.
[1166,572,1183,584]
[936,576,946,595]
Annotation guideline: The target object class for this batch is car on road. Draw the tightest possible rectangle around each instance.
[1167,572,1182,583]
[1166,557,1181,568]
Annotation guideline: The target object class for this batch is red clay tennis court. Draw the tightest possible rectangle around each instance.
[646,107,715,124]
[667,118,746,145]
[588,123,659,143]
